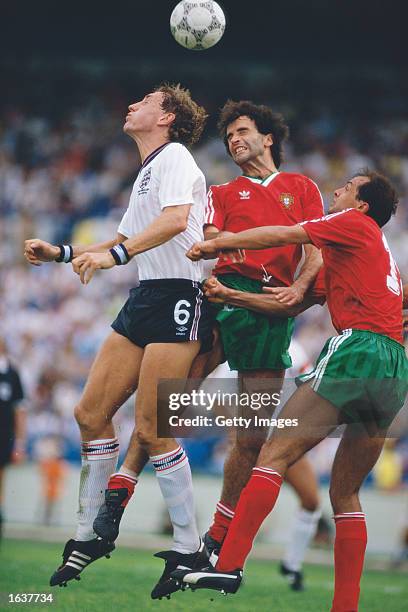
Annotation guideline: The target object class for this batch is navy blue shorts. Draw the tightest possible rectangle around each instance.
[111,279,214,354]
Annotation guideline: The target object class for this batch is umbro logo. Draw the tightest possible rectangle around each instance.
[239,190,250,200]
[176,326,188,333]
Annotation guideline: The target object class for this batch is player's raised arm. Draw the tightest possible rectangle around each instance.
[121,204,191,257]
[403,284,408,309]
[72,205,193,285]
[214,224,310,249]
[203,227,245,265]
[187,224,310,261]
[24,236,120,266]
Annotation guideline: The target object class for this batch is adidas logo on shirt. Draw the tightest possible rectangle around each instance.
[239,190,250,200]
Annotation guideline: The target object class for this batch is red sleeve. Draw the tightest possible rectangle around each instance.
[301,209,364,249]
[301,177,325,221]
[306,268,326,305]
[204,186,225,229]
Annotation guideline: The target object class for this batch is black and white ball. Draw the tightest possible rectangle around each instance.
[170,1,226,50]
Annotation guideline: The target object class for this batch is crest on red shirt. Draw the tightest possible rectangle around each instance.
[279,193,294,209]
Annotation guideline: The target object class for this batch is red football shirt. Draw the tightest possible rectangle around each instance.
[301,209,404,343]
[307,267,326,305]
[205,172,324,285]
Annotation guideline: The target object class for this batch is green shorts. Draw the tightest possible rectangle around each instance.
[214,274,295,371]
[298,329,408,427]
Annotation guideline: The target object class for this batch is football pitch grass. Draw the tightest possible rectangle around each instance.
[0,539,407,611]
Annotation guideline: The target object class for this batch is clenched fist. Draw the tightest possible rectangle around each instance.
[24,239,59,266]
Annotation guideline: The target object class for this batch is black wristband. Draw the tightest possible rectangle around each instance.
[110,243,131,265]
[55,245,73,263]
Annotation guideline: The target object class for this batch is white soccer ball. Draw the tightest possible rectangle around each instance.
[170,1,226,51]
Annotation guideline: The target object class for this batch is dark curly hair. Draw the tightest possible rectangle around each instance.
[217,100,289,168]
[354,169,398,227]
[155,83,208,147]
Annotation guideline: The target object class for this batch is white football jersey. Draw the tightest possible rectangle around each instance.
[118,142,206,281]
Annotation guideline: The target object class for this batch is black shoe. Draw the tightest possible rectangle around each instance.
[93,488,128,541]
[49,538,115,586]
[280,561,304,591]
[203,531,221,566]
[172,564,243,594]
[151,542,207,600]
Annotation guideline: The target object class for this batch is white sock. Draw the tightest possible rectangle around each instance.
[118,465,139,480]
[284,507,322,572]
[151,445,200,554]
[75,438,119,541]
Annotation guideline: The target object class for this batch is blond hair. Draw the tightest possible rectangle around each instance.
[156,83,208,147]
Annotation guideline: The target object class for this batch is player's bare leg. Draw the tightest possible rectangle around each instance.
[75,331,143,440]
[93,332,224,546]
[175,384,340,593]
[199,360,322,588]
[187,326,224,380]
[286,456,320,512]
[329,423,386,612]
[206,370,284,556]
[50,331,144,587]
[281,456,321,590]
[117,328,223,476]
[135,342,201,540]
[123,328,223,472]
[132,341,210,598]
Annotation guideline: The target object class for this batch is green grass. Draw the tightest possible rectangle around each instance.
[0,539,406,611]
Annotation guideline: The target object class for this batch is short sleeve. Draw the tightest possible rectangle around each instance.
[301,178,325,220]
[301,209,363,249]
[118,205,131,238]
[158,145,199,208]
[204,186,225,229]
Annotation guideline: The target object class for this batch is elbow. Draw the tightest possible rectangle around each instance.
[175,219,188,233]
[168,211,189,234]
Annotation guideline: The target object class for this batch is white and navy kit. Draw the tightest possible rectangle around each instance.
[112,142,214,352]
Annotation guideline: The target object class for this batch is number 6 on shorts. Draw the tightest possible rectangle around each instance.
[174,300,191,325]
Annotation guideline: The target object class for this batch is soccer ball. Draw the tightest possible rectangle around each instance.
[170,1,226,51]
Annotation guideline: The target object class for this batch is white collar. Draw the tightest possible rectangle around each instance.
[242,171,280,187]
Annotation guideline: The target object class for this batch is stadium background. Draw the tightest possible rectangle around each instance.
[1,0,407,607]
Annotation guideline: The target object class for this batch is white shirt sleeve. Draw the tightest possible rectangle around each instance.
[117,205,132,237]
[158,144,199,208]
[118,181,137,237]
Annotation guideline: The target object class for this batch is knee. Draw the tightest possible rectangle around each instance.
[74,402,110,437]
[74,402,88,429]
[329,482,360,514]
[135,424,156,450]
[300,494,320,513]
[254,439,303,477]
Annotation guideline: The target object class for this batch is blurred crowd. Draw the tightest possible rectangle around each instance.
[1,80,408,484]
